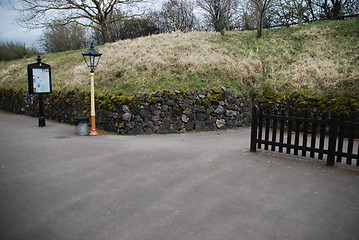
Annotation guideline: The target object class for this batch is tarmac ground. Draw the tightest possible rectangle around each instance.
[0,111,358,240]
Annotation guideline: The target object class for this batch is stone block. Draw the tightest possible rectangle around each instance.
[181,114,189,123]
[195,121,206,131]
[122,112,132,121]
[185,121,195,131]
[157,120,172,134]
[214,106,225,115]
[216,119,226,128]
[129,126,144,135]
[174,120,185,130]
[139,109,151,118]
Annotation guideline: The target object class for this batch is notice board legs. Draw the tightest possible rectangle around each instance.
[38,94,45,127]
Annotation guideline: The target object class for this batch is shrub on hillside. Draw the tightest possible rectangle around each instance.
[0,41,38,61]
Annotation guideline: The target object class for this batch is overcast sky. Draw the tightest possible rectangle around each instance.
[0,0,202,50]
[0,0,165,49]
[0,0,42,48]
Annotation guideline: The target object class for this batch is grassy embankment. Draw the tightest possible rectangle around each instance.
[0,19,358,96]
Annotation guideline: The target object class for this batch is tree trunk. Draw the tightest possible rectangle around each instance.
[257,12,263,38]
[220,29,225,37]
[298,12,304,25]
[330,1,342,20]
[298,4,305,25]
[100,21,111,43]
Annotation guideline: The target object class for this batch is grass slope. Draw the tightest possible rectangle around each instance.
[0,19,358,96]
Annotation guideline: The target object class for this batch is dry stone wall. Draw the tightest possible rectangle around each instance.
[0,87,251,135]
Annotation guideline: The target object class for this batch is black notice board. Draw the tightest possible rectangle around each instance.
[28,62,52,94]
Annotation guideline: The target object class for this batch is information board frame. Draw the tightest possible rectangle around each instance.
[28,61,52,94]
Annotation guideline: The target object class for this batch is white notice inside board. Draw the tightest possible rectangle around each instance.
[32,68,51,93]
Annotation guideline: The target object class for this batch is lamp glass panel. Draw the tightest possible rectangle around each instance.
[83,55,91,67]
[94,56,101,67]
[90,56,95,67]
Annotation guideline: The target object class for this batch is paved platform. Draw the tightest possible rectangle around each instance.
[0,111,358,240]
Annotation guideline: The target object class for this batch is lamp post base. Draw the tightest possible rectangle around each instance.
[89,115,99,136]
[39,116,46,127]
[89,130,99,136]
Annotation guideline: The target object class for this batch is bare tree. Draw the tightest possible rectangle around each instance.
[241,11,256,29]
[271,0,310,26]
[292,0,309,24]
[104,10,160,42]
[197,0,238,34]
[309,0,358,20]
[161,0,197,32]
[238,1,256,30]
[283,0,308,25]
[41,22,87,52]
[248,0,274,38]
[13,0,144,43]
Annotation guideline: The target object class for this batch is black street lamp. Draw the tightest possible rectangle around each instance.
[82,43,102,72]
[82,43,102,136]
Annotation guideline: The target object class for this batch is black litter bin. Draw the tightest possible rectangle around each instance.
[74,116,90,136]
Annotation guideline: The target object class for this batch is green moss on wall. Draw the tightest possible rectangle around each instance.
[255,90,359,115]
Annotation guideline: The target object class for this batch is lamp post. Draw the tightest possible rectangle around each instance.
[82,43,102,136]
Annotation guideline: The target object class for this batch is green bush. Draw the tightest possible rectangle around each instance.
[0,41,38,61]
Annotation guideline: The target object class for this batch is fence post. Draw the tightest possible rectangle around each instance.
[250,105,258,152]
[327,112,338,166]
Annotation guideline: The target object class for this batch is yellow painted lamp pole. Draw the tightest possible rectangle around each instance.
[82,43,102,136]
[89,71,98,136]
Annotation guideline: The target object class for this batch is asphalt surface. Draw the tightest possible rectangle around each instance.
[0,111,358,240]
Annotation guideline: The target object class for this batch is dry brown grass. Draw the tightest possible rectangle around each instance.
[96,31,263,92]
[0,19,358,96]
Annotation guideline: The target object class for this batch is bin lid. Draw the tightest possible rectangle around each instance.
[74,116,89,123]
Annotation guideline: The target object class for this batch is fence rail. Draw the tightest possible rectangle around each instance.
[250,106,359,167]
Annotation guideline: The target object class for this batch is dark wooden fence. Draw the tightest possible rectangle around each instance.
[250,106,359,167]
